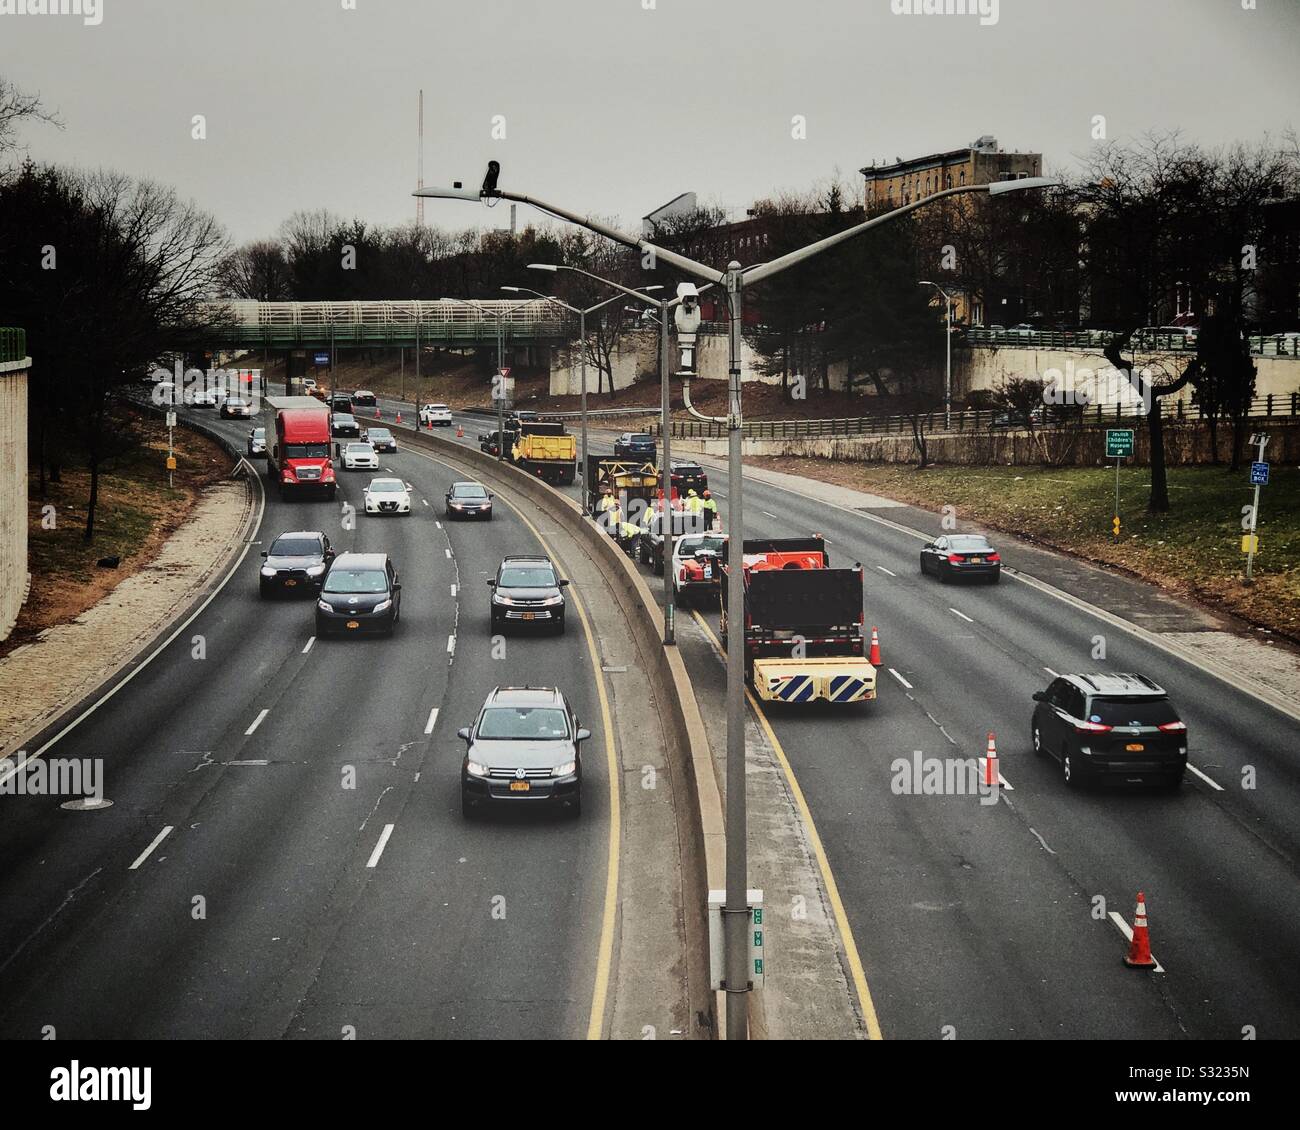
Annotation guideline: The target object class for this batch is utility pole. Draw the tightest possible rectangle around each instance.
[1245,432,1269,584]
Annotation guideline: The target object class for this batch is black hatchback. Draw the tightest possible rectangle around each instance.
[259,531,333,597]
[1031,673,1188,790]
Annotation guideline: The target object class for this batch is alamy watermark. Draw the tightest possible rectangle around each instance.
[891,751,999,806]
[0,755,104,801]
[0,0,103,27]
[890,0,999,28]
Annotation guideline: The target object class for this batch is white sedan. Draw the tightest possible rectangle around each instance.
[342,442,379,470]
[419,403,453,427]
[363,477,413,515]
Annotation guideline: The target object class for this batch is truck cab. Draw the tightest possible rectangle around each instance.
[266,396,337,502]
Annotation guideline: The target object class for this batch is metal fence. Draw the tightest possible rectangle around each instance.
[967,327,1300,358]
[0,327,26,365]
[658,392,1300,441]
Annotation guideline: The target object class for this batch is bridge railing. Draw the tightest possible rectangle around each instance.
[217,298,574,329]
[0,327,26,364]
[966,327,1300,358]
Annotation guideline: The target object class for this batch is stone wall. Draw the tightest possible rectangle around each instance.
[0,357,31,640]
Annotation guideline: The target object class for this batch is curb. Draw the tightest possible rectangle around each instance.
[0,411,262,765]
[402,428,724,1038]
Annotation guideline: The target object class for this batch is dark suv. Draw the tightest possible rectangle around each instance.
[315,552,401,637]
[614,432,657,463]
[488,555,568,634]
[458,686,590,817]
[1031,673,1187,790]
[259,531,333,597]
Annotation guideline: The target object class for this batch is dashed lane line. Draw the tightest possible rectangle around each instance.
[244,708,269,735]
[366,823,395,869]
[949,607,974,623]
[129,826,174,871]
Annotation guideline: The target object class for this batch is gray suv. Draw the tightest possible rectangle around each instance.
[458,686,590,817]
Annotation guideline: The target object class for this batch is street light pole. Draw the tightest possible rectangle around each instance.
[461,298,508,461]
[920,280,953,429]
[417,169,1058,1041]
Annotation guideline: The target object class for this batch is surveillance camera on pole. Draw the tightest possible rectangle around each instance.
[673,282,702,374]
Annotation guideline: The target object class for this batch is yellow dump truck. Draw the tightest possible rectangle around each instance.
[509,422,577,485]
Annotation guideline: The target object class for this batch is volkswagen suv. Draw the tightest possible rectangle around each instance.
[1031,672,1187,790]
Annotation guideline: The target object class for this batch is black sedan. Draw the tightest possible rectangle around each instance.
[446,480,493,519]
[331,412,362,438]
[919,534,1001,583]
[351,389,378,407]
[367,426,397,453]
[458,686,590,818]
[315,552,401,637]
[259,531,333,597]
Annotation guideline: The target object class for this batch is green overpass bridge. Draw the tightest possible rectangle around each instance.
[198,298,575,349]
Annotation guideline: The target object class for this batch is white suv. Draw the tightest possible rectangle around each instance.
[420,403,453,427]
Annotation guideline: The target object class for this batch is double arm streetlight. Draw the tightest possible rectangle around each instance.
[919,280,954,429]
[501,282,662,517]
[417,170,1057,1040]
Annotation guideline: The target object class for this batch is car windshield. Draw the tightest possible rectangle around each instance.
[452,484,488,499]
[346,443,373,454]
[285,444,329,458]
[948,536,993,552]
[477,707,569,741]
[227,398,248,407]
[369,430,392,439]
[323,568,388,594]
[335,415,355,424]
[428,404,448,411]
[1090,698,1180,727]
[270,538,321,556]
[252,429,265,439]
[499,566,555,588]
[627,434,652,443]
[368,480,404,493]
[681,535,726,554]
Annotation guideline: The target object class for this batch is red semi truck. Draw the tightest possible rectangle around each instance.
[266,396,337,501]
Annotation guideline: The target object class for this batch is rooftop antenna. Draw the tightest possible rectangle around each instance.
[416,89,425,226]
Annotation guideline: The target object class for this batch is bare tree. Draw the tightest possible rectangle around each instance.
[0,76,61,157]
[219,240,292,300]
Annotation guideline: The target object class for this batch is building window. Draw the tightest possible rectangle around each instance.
[959,170,966,185]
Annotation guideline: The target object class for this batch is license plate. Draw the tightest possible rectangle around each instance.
[703,567,713,578]
[970,557,983,563]
[1125,742,1145,752]
[284,579,297,587]
[523,612,536,620]
[509,780,530,792]
[346,620,360,630]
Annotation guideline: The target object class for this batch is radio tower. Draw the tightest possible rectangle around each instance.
[416,89,425,226]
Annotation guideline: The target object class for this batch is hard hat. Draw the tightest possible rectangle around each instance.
[688,489,697,497]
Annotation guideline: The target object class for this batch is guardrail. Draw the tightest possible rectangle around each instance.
[657,392,1300,441]
[0,327,27,365]
[966,327,1300,358]
[460,405,660,421]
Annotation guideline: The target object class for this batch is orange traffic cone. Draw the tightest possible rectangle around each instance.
[1123,892,1158,969]
[869,626,882,666]
[456,424,464,438]
[374,405,381,419]
[396,410,402,424]
[983,732,999,787]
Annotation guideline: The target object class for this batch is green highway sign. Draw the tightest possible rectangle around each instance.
[1106,429,1135,458]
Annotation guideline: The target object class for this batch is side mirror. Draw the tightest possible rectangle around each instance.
[405,483,413,491]
[486,579,496,587]
[488,493,494,500]
[576,728,591,742]
[260,550,267,559]
[559,579,570,587]
[1032,691,1047,703]
[457,727,471,742]
[393,582,401,592]
[325,548,335,559]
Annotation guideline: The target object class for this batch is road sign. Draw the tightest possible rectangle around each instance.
[1106,429,1135,458]
[708,888,765,990]
[313,351,330,366]
[1242,534,1259,554]
[165,455,177,471]
[165,411,177,428]
[1250,461,1270,486]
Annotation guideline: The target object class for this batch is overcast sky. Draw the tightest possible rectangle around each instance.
[2,0,1298,244]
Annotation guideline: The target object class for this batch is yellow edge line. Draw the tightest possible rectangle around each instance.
[690,608,884,1040]
[409,447,620,1041]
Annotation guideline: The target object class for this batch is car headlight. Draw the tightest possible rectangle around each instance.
[282,471,295,482]
[552,760,577,778]
[261,566,276,577]
[541,595,565,606]
[306,564,326,576]
[449,502,464,509]
[466,760,490,778]
[372,599,392,614]
[317,599,334,612]
[494,595,516,606]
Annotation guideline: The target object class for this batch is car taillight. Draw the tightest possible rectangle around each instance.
[1157,720,1187,732]
[1074,720,1113,733]
[986,552,1001,562]
[948,554,965,563]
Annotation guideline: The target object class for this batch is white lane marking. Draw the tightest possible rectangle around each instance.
[1028,827,1056,855]
[424,707,440,735]
[129,825,174,870]
[445,548,452,559]
[976,758,1014,790]
[889,668,913,690]
[761,510,778,519]
[302,637,315,654]
[1044,666,1059,677]
[366,823,395,869]
[422,499,429,507]
[244,708,270,735]
[447,635,456,656]
[1107,910,1165,972]
[450,584,457,597]
[1187,763,1224,791]
[876,565,897,577]
[435,521,442,529]
[949,607,974,623]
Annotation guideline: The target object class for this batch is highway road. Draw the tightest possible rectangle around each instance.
[372,391,1300,1038]
[0,401,617,1039]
